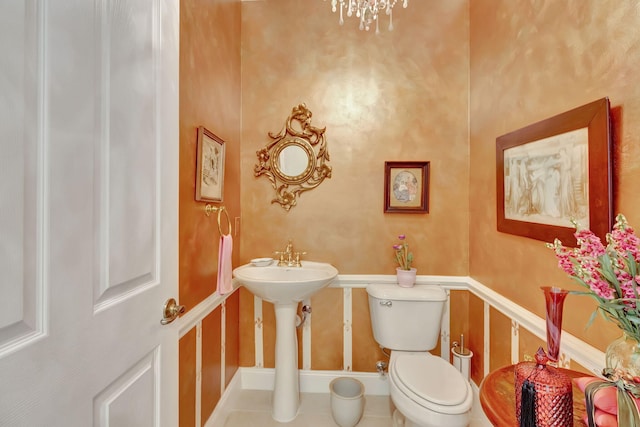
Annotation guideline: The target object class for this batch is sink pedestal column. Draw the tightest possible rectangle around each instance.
[272,302,299,422]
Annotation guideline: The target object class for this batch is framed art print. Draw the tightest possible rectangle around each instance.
[384,161,430,213]
[496,97,612,245]
[195,126,225,202]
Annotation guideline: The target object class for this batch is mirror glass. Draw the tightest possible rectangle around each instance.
[279,145,309,177]
[254,103,332,211]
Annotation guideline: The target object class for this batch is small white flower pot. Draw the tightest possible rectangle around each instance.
[396,267,417,288]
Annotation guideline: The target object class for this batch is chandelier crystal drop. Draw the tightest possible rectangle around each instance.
[327,0,408,33]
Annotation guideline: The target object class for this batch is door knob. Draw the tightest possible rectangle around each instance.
[160,298,185,325]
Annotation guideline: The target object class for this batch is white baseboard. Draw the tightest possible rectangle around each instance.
[239,367,392,395]
[205,367,390,427]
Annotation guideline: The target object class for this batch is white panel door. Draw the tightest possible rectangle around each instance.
[0,0,179,426]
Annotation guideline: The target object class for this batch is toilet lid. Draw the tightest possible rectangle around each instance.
[392,353,469,407]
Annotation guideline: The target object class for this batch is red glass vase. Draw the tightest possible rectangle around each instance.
[541,286,569,366]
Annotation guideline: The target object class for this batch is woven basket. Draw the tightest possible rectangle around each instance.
[514,351,573,426]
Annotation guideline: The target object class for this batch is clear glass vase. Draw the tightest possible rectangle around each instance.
[605,333,640,378]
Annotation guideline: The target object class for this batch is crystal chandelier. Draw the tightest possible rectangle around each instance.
[327,0,409,33]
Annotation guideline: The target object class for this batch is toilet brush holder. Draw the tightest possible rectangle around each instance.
[330,377,365,427]
[452,346,473,382]
[452,334,473,382]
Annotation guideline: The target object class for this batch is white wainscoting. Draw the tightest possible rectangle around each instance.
[178,286,239,427]
[248,274,605,376]
[180,274,605,426]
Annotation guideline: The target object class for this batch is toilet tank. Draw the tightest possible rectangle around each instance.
[366,284,447,351]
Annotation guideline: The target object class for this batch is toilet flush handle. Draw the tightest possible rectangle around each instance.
[379,300,392,307]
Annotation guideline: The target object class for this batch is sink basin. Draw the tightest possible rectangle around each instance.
[233,261,338,304]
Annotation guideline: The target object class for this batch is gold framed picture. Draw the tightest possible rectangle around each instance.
[195,126,225,202]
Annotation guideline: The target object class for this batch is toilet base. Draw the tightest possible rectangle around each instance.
[390,394,470,427]
[392,409,427,427]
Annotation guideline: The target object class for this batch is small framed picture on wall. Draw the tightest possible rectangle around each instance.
[384,161,430,213]
[195,126,225,202]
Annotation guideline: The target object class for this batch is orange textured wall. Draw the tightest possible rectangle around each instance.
[179,0,241,310]
[310,287,343,369]
[240,0,469,275]
[179,0,241,423]
[469,0,640,353]
[238,288,255,367]
[351,288,386,372]
[468,293,484,384]
[489,308,512,372]
[239,0,470,370]
[229,1,640,377]
[449,290,469,363]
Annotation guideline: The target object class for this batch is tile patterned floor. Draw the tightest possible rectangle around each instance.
[222,389,492,427]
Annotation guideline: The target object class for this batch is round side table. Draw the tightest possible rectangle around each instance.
[479,364,588,426]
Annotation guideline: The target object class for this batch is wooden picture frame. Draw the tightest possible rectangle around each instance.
[384,161,430,213]
[496,97,612,245]
[195,126,225,202]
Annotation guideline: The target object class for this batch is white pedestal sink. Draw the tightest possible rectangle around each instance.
[233,261,338,422]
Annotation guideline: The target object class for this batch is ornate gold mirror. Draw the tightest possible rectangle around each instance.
[255,104,332,211]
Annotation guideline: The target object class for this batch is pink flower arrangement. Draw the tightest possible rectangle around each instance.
[393,234,414,271]
[548,214,640,341]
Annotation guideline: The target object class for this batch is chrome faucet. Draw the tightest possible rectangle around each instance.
[275,240,306,267]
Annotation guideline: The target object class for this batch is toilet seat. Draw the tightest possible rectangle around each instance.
[391,353,471,415]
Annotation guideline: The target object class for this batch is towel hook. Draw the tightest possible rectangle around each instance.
[204,204,232,236]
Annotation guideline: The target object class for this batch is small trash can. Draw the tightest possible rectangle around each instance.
[329,377,365,427]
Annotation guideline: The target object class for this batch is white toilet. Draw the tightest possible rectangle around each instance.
[366,284,472,427]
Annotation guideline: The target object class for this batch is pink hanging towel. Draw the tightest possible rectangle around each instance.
[217,234,233,295]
